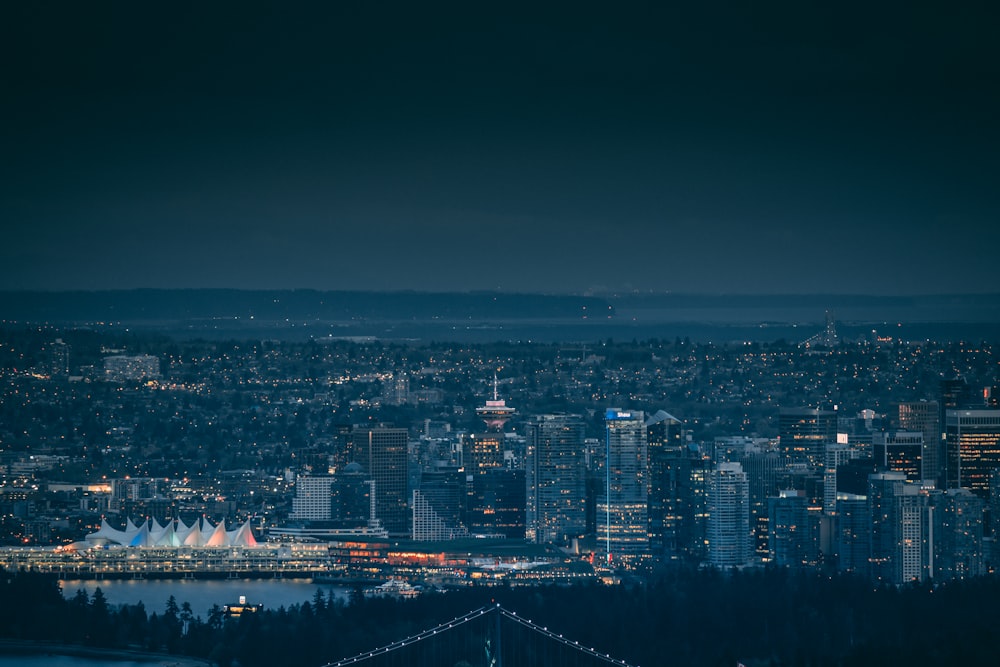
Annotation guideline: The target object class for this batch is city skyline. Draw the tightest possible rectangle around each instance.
[4,3,998,295]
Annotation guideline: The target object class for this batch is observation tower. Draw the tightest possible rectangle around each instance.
[475,375,515,431]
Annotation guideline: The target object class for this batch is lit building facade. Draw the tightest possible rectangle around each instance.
[352,425,410,536]
[525,414,586,545]
[779,407,837,469]
[707,462,751,568]
[873,431,924,483]
[896,401,941,485]
[290,475,334,521]
[597,409,649,563]
[944,409,1000,499]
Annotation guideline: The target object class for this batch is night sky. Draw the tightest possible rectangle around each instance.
[3,2,998,295]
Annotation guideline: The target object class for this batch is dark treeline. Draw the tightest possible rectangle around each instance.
[2,567,998,667]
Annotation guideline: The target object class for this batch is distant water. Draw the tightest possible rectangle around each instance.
[60,578,350,619]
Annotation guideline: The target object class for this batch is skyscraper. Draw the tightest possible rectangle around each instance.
[896,401,940,485]
[707,462,751,568]
[646,409,686,559]
[868,471,932,585]
[352,425,410,536]
[289,475,334,521]
[779,407,837,469]
[597,409,649,564]
[525,414,586,545]
[873,431,924,483]
[944,409,1000,499]
[768,489,821,568]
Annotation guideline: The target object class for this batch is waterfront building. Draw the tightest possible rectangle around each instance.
[290,475,334,521]
[525,414,586,545]
[465,468,525,539]
[707,462,751,568]
[944,409,1000,499]
[331,463,375,528]
[597,409,649,564]
[352,425,411,536]
[412,468,469,541]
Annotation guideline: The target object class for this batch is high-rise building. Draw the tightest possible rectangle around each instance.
[290,475,334,521]
[331,463,374,529]
[835,493,870,575]
[896,401,941,485]
[779,407,837,469]
[768,489,821,568]
[739,442,784,559]
[944,409,1000,499]
[707,462,751,568]
[412,468,468,541]
[932,488,985,580]
[597,409,649,564]
[869,471,932,585]
[646,410,683,558]
[873,431,924,483]
[465,468,525,539]
[352,425,410,536]
[525,414,586,545]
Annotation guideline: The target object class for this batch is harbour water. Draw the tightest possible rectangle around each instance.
[59,578,351,619]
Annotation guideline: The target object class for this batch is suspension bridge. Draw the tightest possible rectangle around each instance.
[321,603,640,667]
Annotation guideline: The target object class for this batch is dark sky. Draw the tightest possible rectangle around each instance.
[3,2,998,295]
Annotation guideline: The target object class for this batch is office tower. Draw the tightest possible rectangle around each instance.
[869,471,932,585]
[739,443,784,559]
[873,431,924,482]
[897,401,941,485]
[835,493,870,575]
[465,468,525,539]
[646,410,691,560]
[707,462,751,568]
[352,425,410,536]
[779,407,837,469]
[933,488,985,580]
[412,468,468,541]
[331,463,374,528]
[768,490,821,568]
[824,443,862,513]
[944,409,1000,498]
[597,409,649,564]
[525,414,586,545]
[289,475,334,521]
[466,433,504,473]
